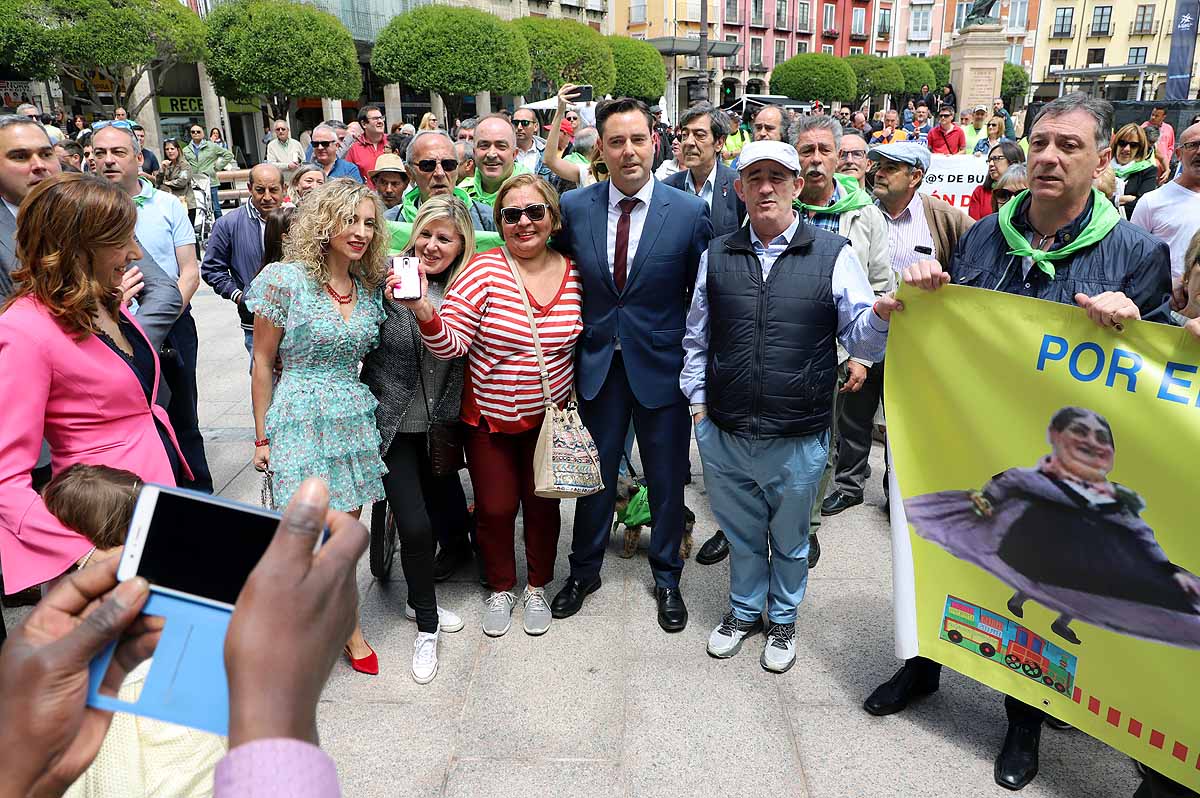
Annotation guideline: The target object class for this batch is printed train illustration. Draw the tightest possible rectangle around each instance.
[940,595,1078,695]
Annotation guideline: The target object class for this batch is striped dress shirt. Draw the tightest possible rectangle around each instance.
[877,192,936,277]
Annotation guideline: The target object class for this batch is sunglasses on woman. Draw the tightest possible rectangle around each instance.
[1116,140,1138,148]
[499,203,548,225]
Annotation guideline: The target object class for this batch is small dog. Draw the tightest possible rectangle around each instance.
[612,474,695,560]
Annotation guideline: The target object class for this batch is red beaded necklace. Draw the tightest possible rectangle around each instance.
[325,281,354,304]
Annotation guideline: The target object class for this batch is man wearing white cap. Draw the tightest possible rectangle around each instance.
[681,140,902,673]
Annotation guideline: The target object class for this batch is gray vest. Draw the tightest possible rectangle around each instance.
[705,221,846,439]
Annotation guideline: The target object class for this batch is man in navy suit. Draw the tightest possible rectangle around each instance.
[551,98,713,631]
[663,103,745,238]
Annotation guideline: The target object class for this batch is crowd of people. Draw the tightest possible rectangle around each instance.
[1,85,1199,798]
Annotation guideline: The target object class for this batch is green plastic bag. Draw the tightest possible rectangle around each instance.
[619,484,652,527]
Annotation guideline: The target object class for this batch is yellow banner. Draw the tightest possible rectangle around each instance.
[886,284,1200,789]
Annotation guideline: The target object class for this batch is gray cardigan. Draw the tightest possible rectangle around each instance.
[361,278,464,456]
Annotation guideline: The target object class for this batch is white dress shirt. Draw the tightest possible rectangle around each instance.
[684,161,718,209]
[606,177,657,278]
[680,213,890,405]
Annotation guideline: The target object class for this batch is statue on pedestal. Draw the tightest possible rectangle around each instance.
[961,0,1000,29]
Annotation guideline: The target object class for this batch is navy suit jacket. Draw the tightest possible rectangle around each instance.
[663,162,745,238]
[557,179,712,408]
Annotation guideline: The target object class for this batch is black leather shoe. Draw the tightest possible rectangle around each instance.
[808,533,821,570]
[862,658,941,716]
[655,587,688,632]
[821,491,863,516]
[695,530,730,565]
[995,722,1041,790]
[550,576,601,619]
[432,545,473,583]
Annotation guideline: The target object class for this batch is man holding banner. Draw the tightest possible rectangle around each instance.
[865,93,1172,791]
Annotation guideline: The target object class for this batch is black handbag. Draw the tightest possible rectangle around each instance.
[413,326,465,477]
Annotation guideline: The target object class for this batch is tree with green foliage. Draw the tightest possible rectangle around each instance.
[845,55,905,104]
[770,53,856,103]
[607,35,666,102]
[0,0,206,116]
[206,0,360,122]
[927,55,951,90]
[513,18,615,97]
[372,6,531,125]
[1001,63,1030,107]
[892,56,938,96]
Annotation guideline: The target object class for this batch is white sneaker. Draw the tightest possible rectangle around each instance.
[483,591,516,637]
[405,604,465,633]
[761,622,797,673]
[411,631,439,684]
[522,586,552,636]
[707,611,764,658]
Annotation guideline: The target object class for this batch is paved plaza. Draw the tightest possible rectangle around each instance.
[5,285,1142,797]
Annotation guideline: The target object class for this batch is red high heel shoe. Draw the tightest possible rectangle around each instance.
[344,642,379,675]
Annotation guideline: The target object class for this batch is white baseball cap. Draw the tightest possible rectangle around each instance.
[736,140,801,175]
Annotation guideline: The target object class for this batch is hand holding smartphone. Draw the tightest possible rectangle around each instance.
[574,85,593,103]
[391,255,422,301]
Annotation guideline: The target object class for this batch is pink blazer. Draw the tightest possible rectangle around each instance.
[0,297,190,593]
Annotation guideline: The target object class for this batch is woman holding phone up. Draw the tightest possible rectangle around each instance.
[399,174,583,639]
[245,178,387,675]
[361,195,475,684]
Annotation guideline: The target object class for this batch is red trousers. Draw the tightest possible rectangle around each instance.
[464,421,560,592]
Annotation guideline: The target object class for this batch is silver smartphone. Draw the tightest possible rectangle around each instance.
[392,255,421,300]
[117,485,287,611]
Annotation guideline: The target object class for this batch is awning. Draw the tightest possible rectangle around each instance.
[646,36,741,57]
[1049,64,1166,79]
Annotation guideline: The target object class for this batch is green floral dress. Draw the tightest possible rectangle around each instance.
[245,261,386,512]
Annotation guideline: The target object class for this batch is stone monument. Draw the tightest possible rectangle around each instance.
[948,0,1008,117]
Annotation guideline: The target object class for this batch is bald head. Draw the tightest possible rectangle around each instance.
[248,163,284,213]
[474,115,517,190]
[1177,123,1200,184]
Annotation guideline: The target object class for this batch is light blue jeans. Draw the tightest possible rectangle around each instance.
[695,416,827,624]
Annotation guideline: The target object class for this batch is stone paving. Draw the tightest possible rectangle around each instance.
[5,284,1142,797]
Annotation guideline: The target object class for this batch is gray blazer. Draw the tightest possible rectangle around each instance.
[0,201,18,301]
[664,161,746,238]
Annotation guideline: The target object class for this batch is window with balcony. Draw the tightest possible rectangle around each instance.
[851,7,866,35]
[1128,46,1148,65]
[752,0,765,25]
[1052,7,1074,37]
[726,34,741,66]
[751,37,764,66]
[1090,6,1111,36]
[1086,47,1105,67]
[776,0,789,27]
[630,0,646,23]
[725,0,739,23]
[1007,0,1027,29]
[1048,48,1067,70]
[1132,4,1155,34]
[954,1,972,31]
[798,1,810,30]
[822,44,834,53]
[823,2,836,32]
[877,8,891,36]
[910,7,931,38]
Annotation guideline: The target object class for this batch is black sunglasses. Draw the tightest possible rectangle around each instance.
[994,189,1014,201]
[415,158,459,173]
[499,203,548,225]
[311,140,336,148]
[513,119,536,127]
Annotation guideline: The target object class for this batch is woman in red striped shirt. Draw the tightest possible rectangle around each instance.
[400,173,583,638]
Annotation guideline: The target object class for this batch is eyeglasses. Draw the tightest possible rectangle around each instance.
[91,120,134,132]
[414,158,459,173]
[1115,140,1138,148]
[513,119,536,127]
[1179,141,1200,154]
[499,203,548,225]
[365,115,384,123]
[938,114,953,119]
[311,140,336,149]
[838,149,866,160]
[986,154,1008,164]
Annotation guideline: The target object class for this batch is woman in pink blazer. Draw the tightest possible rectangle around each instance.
[0,174,190,594]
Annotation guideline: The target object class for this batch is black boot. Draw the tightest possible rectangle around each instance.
[1007,590,1028,618]
[995,720,1041,790]
[1051,615,1081,645]
[863,657,941,716]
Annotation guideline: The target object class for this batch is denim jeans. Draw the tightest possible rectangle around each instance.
[210,185,222,219]
[695,417,827,624]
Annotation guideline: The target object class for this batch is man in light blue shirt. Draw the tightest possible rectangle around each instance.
[681,140,901,673]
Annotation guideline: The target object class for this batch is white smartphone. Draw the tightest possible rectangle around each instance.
[117,485,290,611]
[392,255,421,300]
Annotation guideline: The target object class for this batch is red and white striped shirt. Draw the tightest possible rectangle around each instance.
[417,248,583,434]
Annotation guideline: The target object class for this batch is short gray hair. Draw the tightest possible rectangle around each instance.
[406,129,454,163]
[789,114,843,147]
[455,139,474,161]
[0,115,50,142]
[311,124,339,141]
[322,119,348,131]
[15,103,39,117]
[1032,92,1113,151]
[458,117,478,132]
[993,164,1028,193]
[92,121,140,153]
[574,126,598,155]
[679,102,732,141]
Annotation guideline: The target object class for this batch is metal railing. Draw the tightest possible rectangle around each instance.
[1129,19,1159,35]
[1050,24,1075,38]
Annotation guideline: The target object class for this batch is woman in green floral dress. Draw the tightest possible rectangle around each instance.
[246,178,388,675]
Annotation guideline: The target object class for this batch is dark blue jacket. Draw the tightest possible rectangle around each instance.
[200,204,264,329]
[556,179,712,408]
[949,192,1172,322]
[663,162,745,238]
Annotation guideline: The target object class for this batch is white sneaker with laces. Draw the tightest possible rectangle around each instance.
[707,611,764,658]
[483,591,516,637]
[411,631,439,684]
[522,586,552,635]
[761,622,797,673]
[405,604,465,633]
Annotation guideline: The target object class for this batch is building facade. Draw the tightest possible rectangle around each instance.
[889,0,1041,74]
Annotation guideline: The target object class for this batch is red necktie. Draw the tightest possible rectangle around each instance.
[613,197,640,292]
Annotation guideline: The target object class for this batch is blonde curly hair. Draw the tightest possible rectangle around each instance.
[282,178,388,290]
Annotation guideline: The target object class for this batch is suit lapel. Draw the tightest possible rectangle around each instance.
[0,201,16,262]
[587,184,617,295]
[627,182,670,290]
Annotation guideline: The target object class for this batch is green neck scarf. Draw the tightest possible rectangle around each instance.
[794,173,873,215]
[996,188,1120,279]
[132,177,155,208]
[469,161,530,207]
[1112,158,1156,179]
[399,185,476,223]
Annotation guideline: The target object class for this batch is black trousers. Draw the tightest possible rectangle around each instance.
[382,432,470,633]
[909,656,1047,729]
[162,311,212,493]
[832,361,885,499]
